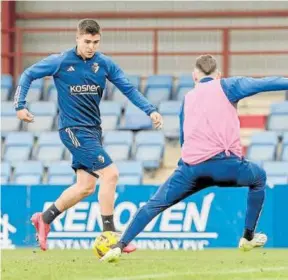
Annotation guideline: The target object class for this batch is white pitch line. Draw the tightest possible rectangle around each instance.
[88,266,288,280]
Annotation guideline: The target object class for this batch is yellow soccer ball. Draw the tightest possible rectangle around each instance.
[92,231,119,259]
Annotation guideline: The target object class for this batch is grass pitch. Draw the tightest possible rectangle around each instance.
[2,249,288,280]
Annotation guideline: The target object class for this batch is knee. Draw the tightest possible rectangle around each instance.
[78,181,96,197]
[254,167,267,190]
[103,167,119,185]
[75,169,97,197]
[259,167,267,186]
[141,199,166,219]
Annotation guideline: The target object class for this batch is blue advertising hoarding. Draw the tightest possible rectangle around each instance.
[0,185,287,249]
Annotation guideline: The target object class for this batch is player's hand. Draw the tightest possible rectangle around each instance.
[150,112,163,130]
[16,108,34,123]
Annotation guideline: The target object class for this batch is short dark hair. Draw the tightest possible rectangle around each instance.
[77,19,101,35]
[195,54,217,75]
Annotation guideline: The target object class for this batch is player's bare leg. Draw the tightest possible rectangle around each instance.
[31,169,97,251]
[55,169,97,211]
[97,164,136,254]
[96,164,118,222]
[31,165,135,252]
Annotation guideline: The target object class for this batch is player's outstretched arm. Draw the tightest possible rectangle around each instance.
[14,54,63,111]
[221,76,288,103]
[106,58,163,129]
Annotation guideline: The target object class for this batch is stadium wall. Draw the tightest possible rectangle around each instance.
[13,1,288,76]
[1,185,288,250]
[15,1,288,13]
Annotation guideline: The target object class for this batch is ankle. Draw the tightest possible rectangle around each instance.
[42,204,61,224]
[101,215,116,231]
[243,229,254,241]
[111,241,126,252]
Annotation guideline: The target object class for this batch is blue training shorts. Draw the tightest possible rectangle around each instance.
[59,126,113,177]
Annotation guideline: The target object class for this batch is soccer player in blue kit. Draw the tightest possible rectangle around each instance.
[14,19,163,252]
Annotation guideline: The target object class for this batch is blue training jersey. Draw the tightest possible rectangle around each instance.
[179,76,288,146]
[14,47,157,130]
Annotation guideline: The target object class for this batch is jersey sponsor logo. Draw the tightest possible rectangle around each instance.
[69,84,103,95]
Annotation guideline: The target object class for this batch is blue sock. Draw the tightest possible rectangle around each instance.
[244,186,266,239]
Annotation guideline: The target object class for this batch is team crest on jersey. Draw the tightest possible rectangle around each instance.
[98,155,105,163]
[92,63,99,73]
